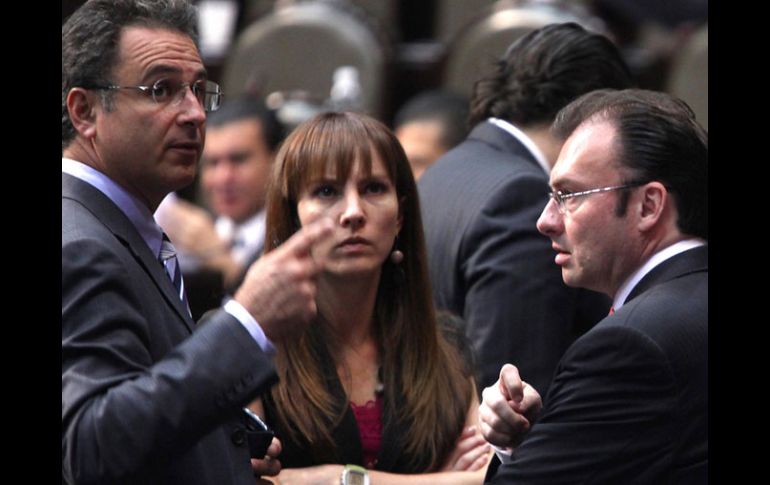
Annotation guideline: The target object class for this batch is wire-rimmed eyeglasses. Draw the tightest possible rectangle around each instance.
[547,181,647,214]
[83,78,222,112]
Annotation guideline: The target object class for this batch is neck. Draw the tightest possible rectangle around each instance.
[318,271,380,346]
[607,222,687,298]
[521,125,561,168]
[64,140,161,211]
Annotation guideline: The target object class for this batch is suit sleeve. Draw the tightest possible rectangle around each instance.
[460,175,578,394]
[487,325,678,484]
[62,236,277,484]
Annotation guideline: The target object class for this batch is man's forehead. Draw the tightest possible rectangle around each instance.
[116,25,203,78]
[551,120,618,184]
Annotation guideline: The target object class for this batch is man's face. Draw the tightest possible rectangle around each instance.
[536,120,642,296]
[93,26,207,208]
[395,120,446,180]
[200,119,273,223]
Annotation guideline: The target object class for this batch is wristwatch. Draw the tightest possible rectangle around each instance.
[340,464,370,485]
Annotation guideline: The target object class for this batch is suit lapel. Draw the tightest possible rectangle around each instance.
[625,245,708,305]
[62,173,196,333]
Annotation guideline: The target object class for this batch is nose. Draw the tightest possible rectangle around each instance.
[177,85,206,126]
[536,198,563,237]
[340,191,365,230]
[211,159,237,185]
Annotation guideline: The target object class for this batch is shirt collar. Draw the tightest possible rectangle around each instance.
[487,117,551,175]
[215,210,266,246]
[613,238,707,309]
[62,157,164,258]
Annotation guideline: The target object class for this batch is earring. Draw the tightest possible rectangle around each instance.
[390,235,404,264]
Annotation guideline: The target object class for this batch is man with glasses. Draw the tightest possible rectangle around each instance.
[62,1,333,483]
[479,89,708,483]
[418,23,632,398]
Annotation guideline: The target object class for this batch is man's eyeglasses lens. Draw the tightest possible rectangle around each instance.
[148,79,222,112]
[84,78,222,112]
[548,182,646,214]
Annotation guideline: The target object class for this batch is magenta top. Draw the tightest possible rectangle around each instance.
[350,394,384,469]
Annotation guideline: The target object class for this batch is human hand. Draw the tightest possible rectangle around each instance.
[251,436,282,482]
[270,464,342,485]
[440,425,491,471]
[233,218,334,341]
[157,197,228,258]
[478,364,542,449]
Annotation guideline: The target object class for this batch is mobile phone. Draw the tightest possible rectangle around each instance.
[242,407,275,458]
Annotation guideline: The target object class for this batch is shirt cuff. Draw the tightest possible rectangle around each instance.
[223,298,276,358]
[492,444,514,465]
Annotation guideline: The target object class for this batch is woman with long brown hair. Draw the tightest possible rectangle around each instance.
[252,111,490,484]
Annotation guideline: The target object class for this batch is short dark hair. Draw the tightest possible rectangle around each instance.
[468,22,632,127]
[394,91,470,150]
[62,0,199,149]
[207,96,286,152]
[553,89,708,239]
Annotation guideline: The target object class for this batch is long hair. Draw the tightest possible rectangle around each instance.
[264,111,473,470]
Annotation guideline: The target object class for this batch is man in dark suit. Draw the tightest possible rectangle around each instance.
[62,1,332,483]
[418,23,632,395]
[479,89,708,483]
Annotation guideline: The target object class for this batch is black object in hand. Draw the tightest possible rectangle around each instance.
[243,408,275,458]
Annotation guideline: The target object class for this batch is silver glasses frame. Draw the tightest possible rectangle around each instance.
[548,181,646,214]
[84,78,222,112]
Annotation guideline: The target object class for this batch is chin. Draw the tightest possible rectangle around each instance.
[326,261,382,278]
[561,271,581,289]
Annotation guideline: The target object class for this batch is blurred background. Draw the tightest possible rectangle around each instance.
[62,0,707,130]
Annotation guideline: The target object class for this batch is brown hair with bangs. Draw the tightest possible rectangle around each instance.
[264,111,474,470]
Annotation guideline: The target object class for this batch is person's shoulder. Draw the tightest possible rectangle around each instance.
[614,276,707,350]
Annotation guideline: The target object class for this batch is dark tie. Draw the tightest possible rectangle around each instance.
[160,233,191,316]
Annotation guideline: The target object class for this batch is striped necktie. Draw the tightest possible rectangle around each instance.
[160,233,191,316]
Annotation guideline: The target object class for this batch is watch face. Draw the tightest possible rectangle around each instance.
[348,471,366,485]
[344,468,368,485]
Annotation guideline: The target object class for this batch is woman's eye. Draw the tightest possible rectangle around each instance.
[364,181,388,194]
[312,185,338,198]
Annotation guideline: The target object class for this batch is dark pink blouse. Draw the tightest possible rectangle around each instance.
[350,394,383,469]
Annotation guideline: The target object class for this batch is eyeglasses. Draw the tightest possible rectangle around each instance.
[547,181,646,214]
[84,78,222,112]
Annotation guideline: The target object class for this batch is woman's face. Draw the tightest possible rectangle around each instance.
[296,153,402,278]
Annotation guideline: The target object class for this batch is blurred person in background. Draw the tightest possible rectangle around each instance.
[393,90,469,180]
[157,96,285,294]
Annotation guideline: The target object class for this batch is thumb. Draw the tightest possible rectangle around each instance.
[499,363,524,403]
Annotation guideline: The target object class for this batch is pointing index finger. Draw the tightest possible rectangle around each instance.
[283,217,335,258]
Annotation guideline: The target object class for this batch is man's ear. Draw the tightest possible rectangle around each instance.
[637,181,668,233]
[66,87,98,139]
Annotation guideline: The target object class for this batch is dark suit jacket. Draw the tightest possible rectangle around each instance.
[62,173,278,485]
[418,122,610,394]
[487,246,708,484]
